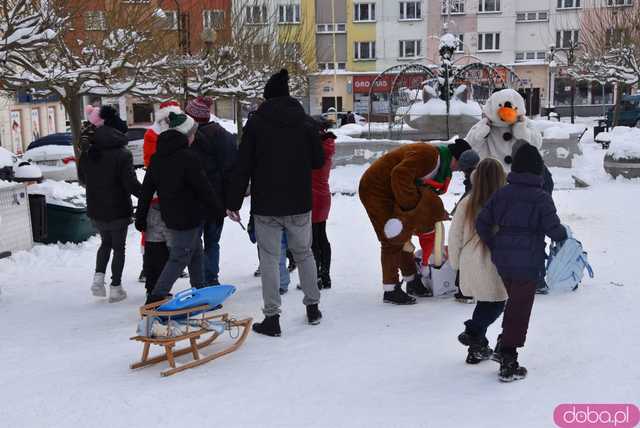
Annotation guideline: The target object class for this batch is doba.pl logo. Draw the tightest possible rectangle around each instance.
[554,404,640,427]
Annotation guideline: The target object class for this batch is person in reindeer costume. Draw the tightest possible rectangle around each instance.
[465,88,542,170]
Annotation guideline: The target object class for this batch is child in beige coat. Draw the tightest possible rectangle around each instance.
[448,158,508,364]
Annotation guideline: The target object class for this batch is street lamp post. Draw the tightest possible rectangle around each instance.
[565,40,582,124]
[172,0,190,107]
[547,45,556,120]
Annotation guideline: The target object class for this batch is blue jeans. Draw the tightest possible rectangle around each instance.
[279,233,290,291]
[203,221,224,285]
[150,226,204,299]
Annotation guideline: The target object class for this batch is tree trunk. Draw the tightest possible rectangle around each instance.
[235,97,243,143]
[63,95,84,184]
[613,84,623,127]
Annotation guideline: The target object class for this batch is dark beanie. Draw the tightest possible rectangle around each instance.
[512,143,544,176]
[458,149,480,172]
[100,105,128,134]
[264,69,290,99]
[448,138,472,160]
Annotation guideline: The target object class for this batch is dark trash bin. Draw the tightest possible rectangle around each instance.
[28,194,47,242]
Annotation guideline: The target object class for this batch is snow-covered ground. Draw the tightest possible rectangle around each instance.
[0,133,638,428]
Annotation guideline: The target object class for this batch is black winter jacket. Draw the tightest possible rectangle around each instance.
[84,125,141,222]
[136,130,223,231]
[191,121,238,212]
[476,172,567,282]
[226,96,325,216]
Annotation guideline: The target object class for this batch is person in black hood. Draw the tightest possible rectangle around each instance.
[84,107,141,303]
[226,68,325,337]
[136,112,223,304]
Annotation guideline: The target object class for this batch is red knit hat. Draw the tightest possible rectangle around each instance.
[185,96,213,123]
[160,100,180,109]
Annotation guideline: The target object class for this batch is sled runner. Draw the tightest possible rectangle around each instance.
[130,286,252,377]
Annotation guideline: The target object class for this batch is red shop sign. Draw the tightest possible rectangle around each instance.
[353,74,427,94]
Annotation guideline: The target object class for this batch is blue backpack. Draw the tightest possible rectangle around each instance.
[546,225,594,291]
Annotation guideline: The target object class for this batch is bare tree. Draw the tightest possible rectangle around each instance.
[571,2,640,124]
[0,0,169,159]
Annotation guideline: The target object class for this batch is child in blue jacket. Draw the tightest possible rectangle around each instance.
[476,144,567,382]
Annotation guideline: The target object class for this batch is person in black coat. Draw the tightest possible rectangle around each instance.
[136,112,223,303]
[84,105,141,303]
[476,144,567,382]
[186,96,238,285]
[226,68,325,337]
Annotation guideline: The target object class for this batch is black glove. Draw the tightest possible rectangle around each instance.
[135,218,147,232]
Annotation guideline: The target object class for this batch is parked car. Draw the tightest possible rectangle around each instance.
[125,127,146,168]
[0,147,19,180]
[23,133,77,182]
[606,94,640,127]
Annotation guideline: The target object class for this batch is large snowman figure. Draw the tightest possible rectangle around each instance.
[465,88,542,170]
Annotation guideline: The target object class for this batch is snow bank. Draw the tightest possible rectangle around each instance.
[334,124,364,138]
[0,147,17,167]
[28,179,86,207]
[595,131,611,142]
[530,119,587,139]
[406,99,482,117]
[606,126,640,160]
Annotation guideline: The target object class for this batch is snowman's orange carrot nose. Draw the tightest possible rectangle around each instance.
[498,107,518,124]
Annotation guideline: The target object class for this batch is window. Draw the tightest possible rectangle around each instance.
[318,62,346,70]
[478,0,500,12]
[477,32,500,51]
[400,2,422,20]
[163,10,178,30]
[516,11,549,22]
[455,33,464,52]
[84,11,106,31]
[203,10,225,30]
[278,4,301,23]
[442,0,465,14]
[515,50,547,62]
[399,40,422,58]
[282,43,300,57]
[515,52,525,61]
[537,51,546,59]
[556,30,579,48]
[316,23,346,33]
[354,3,376,22]
[607,0,632,5]
[354,41,376,60]
[557,0,580,9]
[246,5,267,24]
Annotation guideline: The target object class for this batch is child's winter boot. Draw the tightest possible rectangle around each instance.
[252,315,281,337]
[108,285,127,303]
[306,304,323,325]
[91,272,106,297]
[498,349,528,382]
[466,339,494,364]
[491,335,504,363]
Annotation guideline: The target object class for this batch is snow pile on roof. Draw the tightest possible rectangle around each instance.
[406,98,482,117]
[29,179,86,207]
[0,147,17,167]
[439,33,460,50]
[24,145,74,159]
[606,126,640,160]
[0,179,16,188]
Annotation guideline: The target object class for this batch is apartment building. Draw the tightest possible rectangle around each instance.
[309,0,628,117]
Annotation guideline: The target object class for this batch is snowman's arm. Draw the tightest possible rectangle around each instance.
[513,118,543,149]
[465,117,491,149]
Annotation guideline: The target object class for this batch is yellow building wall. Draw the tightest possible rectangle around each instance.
[277,0,317,71]
[346,1,376,72]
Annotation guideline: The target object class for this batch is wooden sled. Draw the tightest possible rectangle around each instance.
[130,300,252,377]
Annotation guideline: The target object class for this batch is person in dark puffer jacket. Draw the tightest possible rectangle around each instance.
[136,112,223,304]
[186,96,238,285]
[84,105,141,303]
[476,143,567,382]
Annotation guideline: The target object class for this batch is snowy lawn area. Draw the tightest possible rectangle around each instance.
[0,141,638,428]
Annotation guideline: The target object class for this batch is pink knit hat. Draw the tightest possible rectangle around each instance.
[85,105,104,127]
[185,96,213,123]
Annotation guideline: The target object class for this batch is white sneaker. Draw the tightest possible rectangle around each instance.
[91,273,106,297]
[109,285,127,303]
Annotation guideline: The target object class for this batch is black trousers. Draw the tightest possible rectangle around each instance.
[312,221,331,277]
[465,301,507,339]
[501,279,537,349]
[143,241,169,294]
[96,227,128,286]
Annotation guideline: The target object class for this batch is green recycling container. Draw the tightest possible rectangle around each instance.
[40,201,97,244]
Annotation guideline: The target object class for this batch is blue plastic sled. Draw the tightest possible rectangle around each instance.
[158,285,237,316]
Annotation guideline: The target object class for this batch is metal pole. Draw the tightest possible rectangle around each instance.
[173,0,188,107]
[331,0,338,121]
